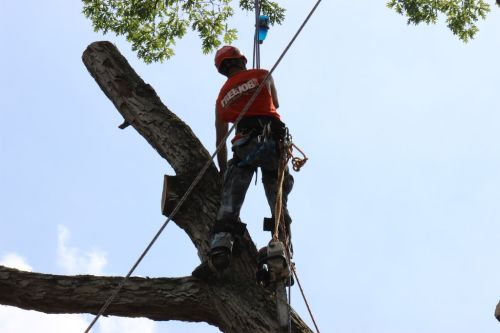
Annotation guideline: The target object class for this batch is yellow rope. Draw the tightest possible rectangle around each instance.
[272,144,291,241]
[272,141,308,240]
[290,143,308,172]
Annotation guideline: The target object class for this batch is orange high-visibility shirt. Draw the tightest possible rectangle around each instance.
[216,69,280,123]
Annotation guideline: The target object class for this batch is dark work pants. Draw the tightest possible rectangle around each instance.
[216,136,294,230]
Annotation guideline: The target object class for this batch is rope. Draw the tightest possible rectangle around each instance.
[83,1,322,331]
[292,265,321,333]
[272,181,320,333]
[271,141,313,332]
[280,234,322,333]
[290,143,308,172]
[282,217,294,333]
[253,0,261,69]
[288,274,292,333]
[272,141,308,240]
[272,143,291,241]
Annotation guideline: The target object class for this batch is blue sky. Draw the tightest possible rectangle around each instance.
[1,1,500,332]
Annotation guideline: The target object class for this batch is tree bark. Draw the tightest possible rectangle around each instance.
[0,41,314,333]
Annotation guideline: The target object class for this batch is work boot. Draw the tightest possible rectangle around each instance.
[210,232,233,270]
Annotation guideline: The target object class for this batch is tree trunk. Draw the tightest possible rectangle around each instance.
[0,41,314,333]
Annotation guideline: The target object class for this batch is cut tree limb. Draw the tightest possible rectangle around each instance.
[0,265,312,333]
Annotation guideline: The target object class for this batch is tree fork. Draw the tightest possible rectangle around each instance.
[0,41,315,333]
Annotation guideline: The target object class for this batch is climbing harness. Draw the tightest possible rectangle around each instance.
[235,126,276,168]
[84,0,323,332]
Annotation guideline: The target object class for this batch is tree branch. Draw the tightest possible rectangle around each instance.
[82,41,221,261]
[0,265,217,324]
[0,265,313,333]
[82,41,214,179]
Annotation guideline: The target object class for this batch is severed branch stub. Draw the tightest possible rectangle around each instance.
[118,120,130,129]
[161,174,184,216]
[0,41,315,333]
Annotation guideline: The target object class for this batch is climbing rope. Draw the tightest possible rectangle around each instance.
[272,143,291,242]
[272,139,308,241]
[253,0,261,69]
[83,1,322,332]
[279,224,322,333]
[292,265,321,333]
[290,143,308,172]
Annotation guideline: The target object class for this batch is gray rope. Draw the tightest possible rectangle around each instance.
[253,0,261,69]
[83,1,322,331]
[292,266,321,333]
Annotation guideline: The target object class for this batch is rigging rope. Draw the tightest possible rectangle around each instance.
[288,279,292,333]
[83,1,322,332]
[292,265,321,333]
[273,193,321,333]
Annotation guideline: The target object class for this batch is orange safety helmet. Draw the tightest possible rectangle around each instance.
[214,45,247,73]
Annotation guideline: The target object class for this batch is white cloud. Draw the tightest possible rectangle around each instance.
[0,229,158,333]
[57,225,107,275]
[0,305,89,333]
[0,253,89,333]
[0,253,33,271]
[55,225,158,332]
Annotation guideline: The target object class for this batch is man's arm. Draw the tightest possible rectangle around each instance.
[267,74,279,109]
[215,108,228,176]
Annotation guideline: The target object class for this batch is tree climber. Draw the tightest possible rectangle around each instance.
[209,45,294,270]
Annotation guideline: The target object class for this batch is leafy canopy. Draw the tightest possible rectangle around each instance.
[387,0,490,42]
[82,0,285,63]
[82,0,492,63]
